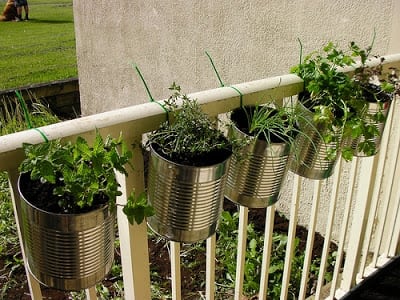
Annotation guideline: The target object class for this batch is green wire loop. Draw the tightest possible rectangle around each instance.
[205,51,244,108]
[229,86,244,108]
[15,90,49,142]
[132,63,169,121]
[205,51,225,87]
[33,128,49,142]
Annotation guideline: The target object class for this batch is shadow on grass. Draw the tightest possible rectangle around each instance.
[27,19,73,24]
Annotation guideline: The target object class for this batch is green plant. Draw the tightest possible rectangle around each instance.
[291,39,397,161]
[0,95,60,136]
[19,131,130,213]
[214,211,335,299]
[291,41,357,161]
[342,41,397,157]
[250,106,295,141]
[123,190,154,225]
[147,83,233,166]
[0,96,62,298]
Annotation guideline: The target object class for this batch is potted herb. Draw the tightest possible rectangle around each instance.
[146,83,233,243]
[18,131,151,291]
[342,42,395,157]
[225,104,301,208]
[290,40,398,179]
[289,41,367,179]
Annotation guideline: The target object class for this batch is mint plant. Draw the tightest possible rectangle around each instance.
[19,131,145,219]
[123,191,154,225]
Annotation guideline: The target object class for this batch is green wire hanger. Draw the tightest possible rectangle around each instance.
[15,90,49,142]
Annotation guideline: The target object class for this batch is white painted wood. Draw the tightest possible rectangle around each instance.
[116,144,151,300]
[332,288,347,299]
[315,160,342,299]
[376,255,391,267]
[383,112,400,257]
[388,197,400,256]
[280,175,301,300]
[329,159,358,299]
[358,102,393,276]
[340,156,378,291]
[85,287,98,299]
[206,234,216,300]
[259,205,276,300]
[7,168,43,300]
[388,98,400,256]
[298,181,322,300]
[171,242,182,300]
[234,206,249,300]
[372,119,400,266]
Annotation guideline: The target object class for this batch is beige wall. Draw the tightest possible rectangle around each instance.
[73,0,399,115]
[72,0,400,239]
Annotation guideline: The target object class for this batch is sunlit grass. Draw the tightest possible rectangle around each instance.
[0,0,77,90]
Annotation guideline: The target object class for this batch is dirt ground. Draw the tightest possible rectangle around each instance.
[0,199,333,299]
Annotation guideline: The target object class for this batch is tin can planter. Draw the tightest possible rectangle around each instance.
[147,145,231,243]
[18,173,115,291]
[224,107,292,208]
[288,103,340,180]
[348,100,391,157]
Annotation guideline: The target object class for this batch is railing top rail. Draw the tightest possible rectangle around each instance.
[1,52,399,171]
[0,74,303,170]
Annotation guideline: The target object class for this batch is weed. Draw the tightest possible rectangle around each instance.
[214,211,335,299]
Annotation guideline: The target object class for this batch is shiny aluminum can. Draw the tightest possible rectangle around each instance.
[18,174,115,291]
[147,145,231,243]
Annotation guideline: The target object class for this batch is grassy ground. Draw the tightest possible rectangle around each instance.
[0,0,77,90]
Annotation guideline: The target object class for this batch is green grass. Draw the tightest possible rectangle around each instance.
[0,0,77,90]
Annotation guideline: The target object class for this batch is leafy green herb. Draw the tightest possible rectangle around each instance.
[292,39,398,161]
[123,191,154,225]
[19,131,133,213]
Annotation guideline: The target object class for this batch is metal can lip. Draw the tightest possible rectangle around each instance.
[149,142,232,169]
[18,173,114,231]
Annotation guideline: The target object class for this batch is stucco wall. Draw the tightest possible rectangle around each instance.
[73,0,398,115]
[72,0,400,239]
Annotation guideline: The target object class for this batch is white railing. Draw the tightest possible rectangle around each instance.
[1,53,400,300]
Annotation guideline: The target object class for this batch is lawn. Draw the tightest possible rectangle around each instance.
[0,0,77,90]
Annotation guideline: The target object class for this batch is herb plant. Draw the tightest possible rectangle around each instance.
[291,41,356,161]
[341,40,398,157]
[123,190,154,225]
[232,104,301,145]
[291,40,397,161]
[18,131,149,221]
[148,83,233,166]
